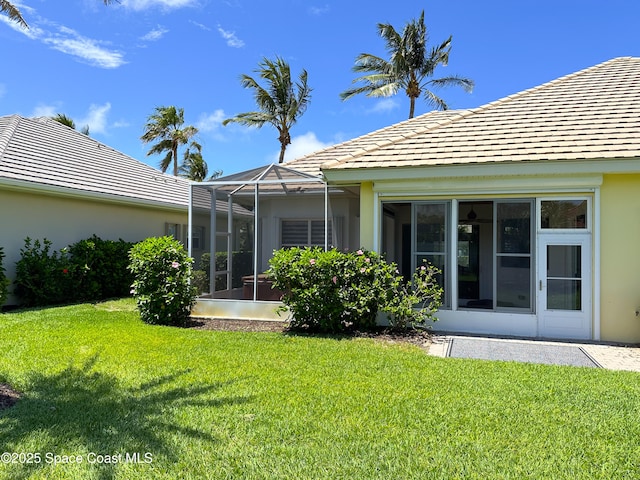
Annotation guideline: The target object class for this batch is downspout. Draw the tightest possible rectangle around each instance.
[324,181,329,251]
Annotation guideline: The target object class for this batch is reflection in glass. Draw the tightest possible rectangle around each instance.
[415,204,446,253]
[547,246,581,278]
[496,256,531,308]
[541,200,587,229]
[547,279,581,310]
[497,203,531,254]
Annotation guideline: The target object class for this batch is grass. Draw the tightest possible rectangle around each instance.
[0,299,639,479]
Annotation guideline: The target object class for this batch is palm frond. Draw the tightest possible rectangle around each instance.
[427,75,474,93]
[1,0,27,28]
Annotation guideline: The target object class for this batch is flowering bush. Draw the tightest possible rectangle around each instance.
[128,236,198,326]
[267,247,443,333]
[13,236,136,307]
[14,238,75,307]
[381,260,444,330]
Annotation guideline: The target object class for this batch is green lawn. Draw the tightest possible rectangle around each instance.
[0,300,639,479]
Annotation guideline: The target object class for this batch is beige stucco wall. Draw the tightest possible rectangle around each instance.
[600,174,640,343]
[0,188,187,305]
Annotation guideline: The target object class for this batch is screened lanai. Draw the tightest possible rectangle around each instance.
[188,163,331,308]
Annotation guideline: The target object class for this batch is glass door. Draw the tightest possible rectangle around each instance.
[537,234,591,339]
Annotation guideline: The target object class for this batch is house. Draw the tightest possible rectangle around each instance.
[0,115,247,306]
[193,57,640,343]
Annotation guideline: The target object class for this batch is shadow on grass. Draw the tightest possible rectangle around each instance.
[0,355,251,479]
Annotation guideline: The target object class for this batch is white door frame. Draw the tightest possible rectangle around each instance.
[537,233,592,339]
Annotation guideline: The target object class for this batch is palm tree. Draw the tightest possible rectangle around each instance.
[51,113,90,135]
[340,10,474,119]
[178,141,222,182]
[223,56,312,164]
[1,0,117,28]
[0,0,27,28]
[141,106,198,177]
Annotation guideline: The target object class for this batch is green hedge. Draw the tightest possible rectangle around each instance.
[13,236,136,307]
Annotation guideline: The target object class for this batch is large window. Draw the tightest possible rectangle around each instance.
[281,219,332,248]
[385,200,534,312]
[414,203,449,307]
[495,201,533,310]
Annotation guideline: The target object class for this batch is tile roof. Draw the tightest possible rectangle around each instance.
[285,109,468,175]
[0,115,190,209]
[306,57,640,172]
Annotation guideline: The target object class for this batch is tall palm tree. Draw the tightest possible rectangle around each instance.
[141,106,198,177]
[178,141,222,182]
[340,11,474,119]
[1,0,117,28]
[223,56,312,164]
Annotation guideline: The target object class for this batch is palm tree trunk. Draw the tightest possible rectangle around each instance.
[409,96,416,119]
[172,145,178,176]
[278,144,286,164]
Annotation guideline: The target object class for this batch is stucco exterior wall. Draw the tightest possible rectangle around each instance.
[0,188,187,305]
[600,174,640,343]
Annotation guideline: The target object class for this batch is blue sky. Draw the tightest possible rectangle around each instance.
[1,0,639,175]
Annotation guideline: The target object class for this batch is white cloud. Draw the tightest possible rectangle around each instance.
[78,103,111,135]
[217,26,244,48]
[45,32,125,69]
[309,5,330,15]
[1,14,125,69]
[197,110,226,132]
[31,103,60,118]
[366,98,399,114]
[140,25,169,41]
[122,0,196,11]
[190,20,211,31]
[279,132,331,163]
[112,119,131,128]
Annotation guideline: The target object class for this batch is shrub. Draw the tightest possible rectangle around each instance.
[129,236,198,326]
[67,235,135,301]
[13,236,137,307]
[0,247,10,307]
[382,260,444,330]
[267,247,443,333]
[14,238,74,307]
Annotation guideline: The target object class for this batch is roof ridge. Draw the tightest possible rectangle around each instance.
[0,115,21,161]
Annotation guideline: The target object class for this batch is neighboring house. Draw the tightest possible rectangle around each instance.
[0,115,243,306]
[194,57,640,343]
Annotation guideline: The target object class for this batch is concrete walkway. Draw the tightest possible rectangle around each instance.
[428,334,640,372]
